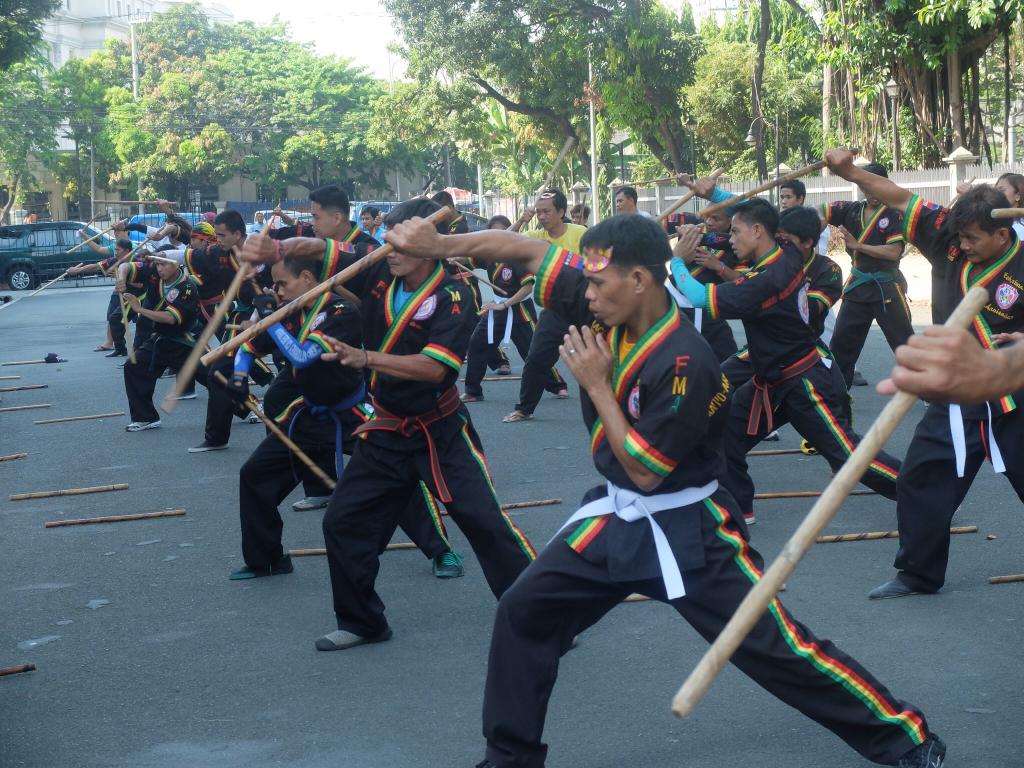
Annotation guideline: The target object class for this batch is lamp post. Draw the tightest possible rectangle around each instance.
[684,118,697,174]
[885,78,901,171]
[745,114,780,199]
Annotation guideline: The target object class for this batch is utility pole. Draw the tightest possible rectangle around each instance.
[89,139,96,220]
[588,50,600,224]
[130,21,139,101]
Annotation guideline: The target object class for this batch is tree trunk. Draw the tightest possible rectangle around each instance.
[0,174,21,224]
[1003,31,1011,162]
[822,61,832,172]
[948,51,964,148]
[751,0,770,180]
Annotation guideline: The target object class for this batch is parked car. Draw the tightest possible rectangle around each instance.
[351,202,488,232]
[125,212,204,243]
[0,221,115,290]
[247,210,313,234]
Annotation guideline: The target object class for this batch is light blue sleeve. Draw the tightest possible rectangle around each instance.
[233,348,254,375]
[708,187,737,205]
[670,257,708,308]
[268,323,322,369]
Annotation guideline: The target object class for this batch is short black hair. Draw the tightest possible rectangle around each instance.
[862,163,888,178]
[778,206,822,245]
[537,188,567,214]
[950,185,1013,236]
[431,191,456,209]
[616,186,639,203]
[115,237,133,252]
[780,180,806,200]
[385,197,450,234]
[487,215,512,229]
[361,206,380,219]
[281,254,321,280]
[570,203,591,220]
[732,197,779,237]
[214,209,245,235]
[309,185,351,217]
[579,214,670,283]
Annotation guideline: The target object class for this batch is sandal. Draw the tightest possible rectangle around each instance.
[94,345,114,352]
[502,410,533,423]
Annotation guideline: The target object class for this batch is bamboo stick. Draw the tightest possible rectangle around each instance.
[45,509,186,528]
[10,483,129,501]
[698,157,846,220]
[66,222,120,254]
[94,199,159,206]
[2,360,48,366]
[753,489,877,500]
[0,375,20,380]
[0,403,51,413]
[670,285,988,719]
[0,384,47,393]
[201,206,455,366]
[816,525,977,544]
[33,411,124,425]
[451,260,509,296]
[288,541,417,557]
[0,453,28,462]
[28,264,85,297]
[501,498,561,511]
[657,168,726,224]
[992,208,1024,220]
[0,664,35,677]
[989,574,1024,584]
[536,137,577,195]
[748,448,804,456]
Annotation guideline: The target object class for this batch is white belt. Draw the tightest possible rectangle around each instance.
[667,283,701,332]
[948,403,1005,478]
[486,297,514,345]
[555,479,718,600]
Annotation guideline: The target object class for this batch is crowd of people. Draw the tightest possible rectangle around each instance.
[64,157,1024,768]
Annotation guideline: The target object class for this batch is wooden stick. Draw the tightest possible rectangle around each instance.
[28,263,85,297]
[748,448,804,456]
[536,137,577,194]
[623,593,651,602]
[816,525,977,544]
[33,411,125,425]
[45,509,186,528]
[450,260,509,296]
[0,384,47,392]
[213,371,337,491]
[0,403,51,413]
[289,541,417,557]
[948,177,975,207]
[0,375,20,380]
[657,168,726,223]
[94,199,159,206]
[10,483,129,501]
[754,489,877,500]
[480,376,523,382]
[0,453,28,462]
[990,574,1024,584]
[201,206,455,367]
[615,174,682,189]
[698,158,842,219]
[1,360,48,366]
[992,208,1024,220]
[66,222,119,254]
[162,259,250,413]
[670,285,989,719]
[501,498,561,511]
[0,663,36,678]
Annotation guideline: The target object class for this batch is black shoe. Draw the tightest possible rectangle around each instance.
[229,554,293,580]
[315,626,392,651]
[852,369,868,387]
[106,349,127,358]
[495,364,512,376]
[868,575,925,600]
[897,734,946,768]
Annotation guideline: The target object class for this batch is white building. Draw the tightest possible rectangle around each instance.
[662,0,740,26]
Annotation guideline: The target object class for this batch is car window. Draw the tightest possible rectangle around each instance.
[30,228,63,250]
[0,227,24,248]
[59,227,80,247]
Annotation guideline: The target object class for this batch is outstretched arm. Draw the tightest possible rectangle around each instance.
[825,148,913,215]
[385,217,551,274]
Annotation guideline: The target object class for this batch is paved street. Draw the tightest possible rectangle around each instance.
[1,287,1020,768]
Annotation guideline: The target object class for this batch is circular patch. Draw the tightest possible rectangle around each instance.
[628,384,641,419]
[500,266,513,282]
[310,311,327,330]
[878,217,890,230]
[165,288,179,303]
[797,283,810,325]
[996,282,1019,310]
[413,294,437,321]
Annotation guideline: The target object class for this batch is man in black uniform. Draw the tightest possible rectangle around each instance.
[239,198,536,650]
[821,163,913,388]
[227,254,458,580]
[384,212,944,768]
[672,199,901,525]
[67,236,137,357]
[825,148,1024,599]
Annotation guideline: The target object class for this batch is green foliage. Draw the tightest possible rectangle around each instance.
[0,0,61,71]
[0,60,59,217]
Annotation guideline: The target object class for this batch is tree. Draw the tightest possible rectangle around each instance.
[0,61,59,222]
[0,0,61,71]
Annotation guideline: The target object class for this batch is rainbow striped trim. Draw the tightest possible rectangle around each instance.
[305,331,334,354]
[422,343,463,371]
[297,293,330,343]
[706,283,720,320]
[610,303,680,401]
[165,306,183,325]
[273,395,304,426]
[704,497,927,746]
[807,289,833,310]
[320,238,342,282]
[418,480,450,545]
[184,248,204,285]
[533,244,582,307]
[458,419,536,560]
[802,378,898,482]
[885,233,905,244]
[590,420,606,454]
[858,205,886,244]
[969,311,1017,412]
[902,195,929,246]
[736,346,750,360]
[372,263,447,387]
[624,430,676,476]
[566,516,608,553]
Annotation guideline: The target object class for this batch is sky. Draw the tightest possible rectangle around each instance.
[205,0,405,80]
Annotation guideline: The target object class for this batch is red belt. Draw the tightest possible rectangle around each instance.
[352,387,462,502]
[747,350,821,436]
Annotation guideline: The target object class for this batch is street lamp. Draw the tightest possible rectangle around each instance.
[745,114,780,194]
[885,78,901,171]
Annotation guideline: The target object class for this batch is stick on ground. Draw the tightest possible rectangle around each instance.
[0,664,36,678]
[0,453,28,462]
[10,483,129,501]
[0,375,21,380]
[0,403,51,413]
[1,361,48,366]
[754,489,876,500]
[816,525,977,544]
[989,574,1024,584]
[0,384,47,393]
[748,448,805,457]
[289,542,416,557]
[670,285,989,718]
[33,411,125,425]
[45,509,186,528]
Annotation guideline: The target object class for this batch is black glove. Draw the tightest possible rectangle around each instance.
[253,294,277,319]
[224,371,249,402]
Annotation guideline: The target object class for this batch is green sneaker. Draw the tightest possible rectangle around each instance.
[432,550,465,579]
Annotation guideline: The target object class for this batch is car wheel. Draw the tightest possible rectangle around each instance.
[7,265,35,291]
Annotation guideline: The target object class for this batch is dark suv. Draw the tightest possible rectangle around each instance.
[0,221,115,290]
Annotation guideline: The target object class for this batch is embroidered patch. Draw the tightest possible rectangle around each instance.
[628,384,641,419]
[310,311,327,330]
[797,283,810,325]
[878,217,890,229]
[501,266,513,282]
[166,288,179,303]
[413,294,437,321]
[996,282,1019,310]
[925,201,942,211]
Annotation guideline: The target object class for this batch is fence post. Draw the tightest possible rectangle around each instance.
[852,156,870,201]
[654,183,664,216]
[943,146,980,200]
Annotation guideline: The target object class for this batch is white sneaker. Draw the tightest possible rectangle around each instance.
[292,496,332,511]
[245,412,261,424]
[126,420,161,432]
[187,441,228,453]
[175,392,197,401]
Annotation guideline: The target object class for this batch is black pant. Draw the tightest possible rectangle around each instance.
[515,310,567,416]
[105,293,128,354]
[466,316,545,397]
[202,356,250,446]
[723,361,900,516]
[482,490,929,767]
[894,403,1024,592]
[123,338,210,423]
[701,318,738,363]
[134,315,153,351]
[321,414,536,636]
[239,425,450,569]
[831,291,913,388]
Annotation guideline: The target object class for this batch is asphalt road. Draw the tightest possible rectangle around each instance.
[1,287,1021,768]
